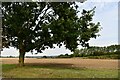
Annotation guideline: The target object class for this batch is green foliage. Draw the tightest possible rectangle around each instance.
[42,55,47,58]
[71,44,120,59]
[2,2,47,52]
[2,2,100,55]
[58,54,71,58]
[73,49,80,55]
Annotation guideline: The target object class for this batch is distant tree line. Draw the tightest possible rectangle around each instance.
[74,45,120,56]
[58,45,120,59]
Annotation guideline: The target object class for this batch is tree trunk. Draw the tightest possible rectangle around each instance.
[19,43,25,67]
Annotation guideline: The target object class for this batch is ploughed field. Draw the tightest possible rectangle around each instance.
[2,58,118,69]
[1,58,119,78]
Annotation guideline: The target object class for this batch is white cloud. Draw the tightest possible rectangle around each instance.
[1,47,19,56]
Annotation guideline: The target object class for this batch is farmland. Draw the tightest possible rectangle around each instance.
[2,58,119,78]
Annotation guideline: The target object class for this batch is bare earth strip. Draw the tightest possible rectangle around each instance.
[1,58,118,69]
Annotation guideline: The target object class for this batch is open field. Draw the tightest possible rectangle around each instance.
[2,58,119,78]
[2,58,118,69]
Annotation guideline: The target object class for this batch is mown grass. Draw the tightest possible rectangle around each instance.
[2,64,118,78]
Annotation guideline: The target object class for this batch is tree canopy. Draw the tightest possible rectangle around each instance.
[2,2,100,66]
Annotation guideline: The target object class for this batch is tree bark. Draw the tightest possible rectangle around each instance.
[19,43,25,67]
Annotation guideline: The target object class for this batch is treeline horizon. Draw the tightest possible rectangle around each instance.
[1,44,120,59]
[58,44,120,59]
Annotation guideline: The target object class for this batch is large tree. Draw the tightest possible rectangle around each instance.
[2,2,100,66]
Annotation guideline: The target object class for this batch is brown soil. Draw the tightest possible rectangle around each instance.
[1,58,119,69]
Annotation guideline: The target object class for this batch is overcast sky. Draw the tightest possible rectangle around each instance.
[1,0,118,56]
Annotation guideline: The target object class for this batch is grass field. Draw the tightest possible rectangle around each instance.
[2,58,119,78]
[2,64,118,78]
